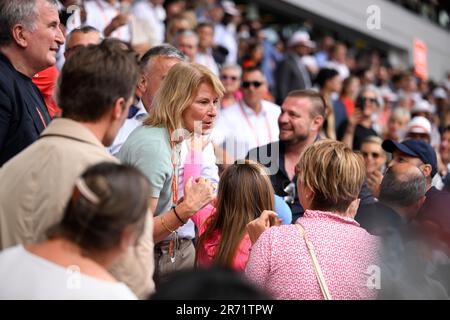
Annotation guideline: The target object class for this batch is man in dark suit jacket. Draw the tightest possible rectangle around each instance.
[275,31,314,104]
[0,0,64,166]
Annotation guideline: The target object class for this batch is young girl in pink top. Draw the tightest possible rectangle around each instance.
[185,154,276,271]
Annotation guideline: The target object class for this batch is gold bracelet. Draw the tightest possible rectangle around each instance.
[160,215,176,233]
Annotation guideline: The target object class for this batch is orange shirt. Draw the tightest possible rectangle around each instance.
[341,97,355,117]
[33,66,61,118]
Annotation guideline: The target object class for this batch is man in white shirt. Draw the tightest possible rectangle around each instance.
[174,29,199,62]
[325,42,350,80]
[195,22,220,75]
[212,67,281,161]
[83,0,131,42]
[208,2,238,65]
[109,44,186,156]
[131,0,166,45]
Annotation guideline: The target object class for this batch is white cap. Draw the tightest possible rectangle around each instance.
[221,1,240,16]
[407,116,431,135]
[411,99,435,114]
[288,31,316,48]
[433,87,448,100]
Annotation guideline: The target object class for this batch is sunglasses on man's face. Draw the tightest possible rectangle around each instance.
[220,75,239,81]
[242,81,263,89]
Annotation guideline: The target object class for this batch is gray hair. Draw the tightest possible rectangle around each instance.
[362,135,383,146]
[139,44,187,72]
[390,107,411,123]
[221,64,242,78]
[65,26,102,49]
[174,29,199,46]
[358,84,384,108]
[379,166,426,208]
[0,0,59,47]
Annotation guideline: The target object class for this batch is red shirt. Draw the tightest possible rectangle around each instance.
[341,97,355,117]
[33,66,61,118]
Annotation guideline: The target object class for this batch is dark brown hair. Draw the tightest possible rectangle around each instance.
[58,39,140,122]
[48,162,150,252]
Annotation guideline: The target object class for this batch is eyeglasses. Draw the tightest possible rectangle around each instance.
[361,97,378,105]
[220,75,239,81]
[362,151,381,159]
[242,81,263,89]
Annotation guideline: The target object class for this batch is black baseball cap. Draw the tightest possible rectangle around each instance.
[382,139,438,177]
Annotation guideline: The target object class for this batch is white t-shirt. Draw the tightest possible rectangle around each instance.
[212,100,281,161]
[195,51,219,76]
[84,0,131,42]
[131,1,166,45]
[0,245,137,300]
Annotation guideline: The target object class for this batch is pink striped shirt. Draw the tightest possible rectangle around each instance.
[245,210,381,300]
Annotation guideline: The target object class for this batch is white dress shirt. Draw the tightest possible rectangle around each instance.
[131,1,166,45]
[84,0,131,42]
[212,100,281,161]
[195,50,219,75]
[214,24,237,65]
[109,100,148,156]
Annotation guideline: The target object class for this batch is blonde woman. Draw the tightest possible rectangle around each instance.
[246,140,381,300]
[118,62,224,283]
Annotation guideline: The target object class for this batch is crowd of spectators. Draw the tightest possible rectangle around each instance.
[1,0,450,300]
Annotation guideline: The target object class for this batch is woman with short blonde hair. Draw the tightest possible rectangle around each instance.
[246,140,380,300]
[296,139,366,213]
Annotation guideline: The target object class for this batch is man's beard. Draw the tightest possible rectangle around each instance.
[280,131,309,145]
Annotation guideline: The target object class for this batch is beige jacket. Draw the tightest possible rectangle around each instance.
[0,118,154,298]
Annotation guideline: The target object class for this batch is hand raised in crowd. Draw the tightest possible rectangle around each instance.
[247,210,281,245]
[349,107,363,128]
[181,177,215,217]
[367,170,383,198]
[104,13,130,37]
[80,3,87,24]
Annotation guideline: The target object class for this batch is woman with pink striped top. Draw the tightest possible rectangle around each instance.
[245,140,381,300]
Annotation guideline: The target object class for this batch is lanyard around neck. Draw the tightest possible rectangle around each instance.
[238,101,272,146]
[169,129,179,207]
